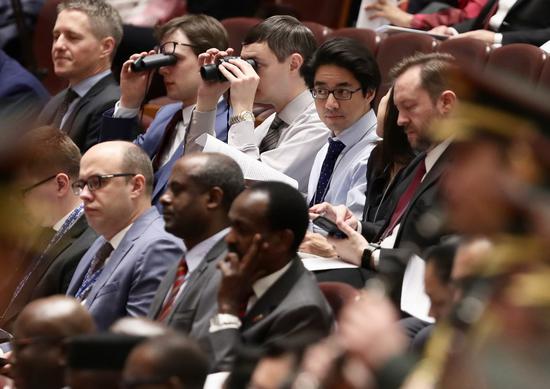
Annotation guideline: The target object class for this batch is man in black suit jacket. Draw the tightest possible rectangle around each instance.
[37,0,126,152]
[434,0,550,46]
[147,152,245,363]
[211,181,333,372]
[0,127,97,330]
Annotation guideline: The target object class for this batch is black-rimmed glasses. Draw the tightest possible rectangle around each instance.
[310,87,362,101]
[20,175,57,196]
[156,41,198,55]
[72,173,137,195]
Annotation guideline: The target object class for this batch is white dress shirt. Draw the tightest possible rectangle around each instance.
[307,109,379,219]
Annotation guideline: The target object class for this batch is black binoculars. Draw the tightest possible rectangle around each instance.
[130,54,177,72]
[200,56,257,82]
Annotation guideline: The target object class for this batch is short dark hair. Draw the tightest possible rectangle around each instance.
[303,37,381,97]
[58,0,123,54]
[155,14,228,57]
[424,238,460,284]
[381,88,415,168]
[19,126,81,180]
[390,52,456,103]
[136,335,208,389]
[188,153,245,212]
[249,181,308,253]
[243,15,317,77]
[120,143,154,196]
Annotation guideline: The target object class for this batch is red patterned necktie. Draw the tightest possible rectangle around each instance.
[156,256,188,321]
[379,158,426,241]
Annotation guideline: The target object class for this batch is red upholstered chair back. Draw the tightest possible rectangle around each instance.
[485,43,546,85]
[318,282,359,319]
[328,27,380,56]
[302,21,333,45]
[261,0,352,28]
[221,17,262,55]
[437,37,491,71]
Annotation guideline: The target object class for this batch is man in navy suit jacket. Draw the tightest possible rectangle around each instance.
[66,141,183,330]
[101,14,231,207]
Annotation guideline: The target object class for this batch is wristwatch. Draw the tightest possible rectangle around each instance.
[229,110,255,125]
[361,243,380,270]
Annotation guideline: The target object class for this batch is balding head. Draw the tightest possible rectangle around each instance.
[12,296,95,389]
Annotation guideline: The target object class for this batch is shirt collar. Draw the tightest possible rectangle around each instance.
[108,223,133,250]
[71,69,111,98]
[333,109,378,146]
[278,89,314,125]
[252,261,292,300]
[185,227,230,273]
[425,138,452,174]
[180,104,195,126]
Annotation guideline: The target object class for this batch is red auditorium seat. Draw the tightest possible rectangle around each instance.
[302,21,333,45]
[260,0,352,28]
[437,37,490,71]
[318,282,359,319]
[375,32,438,108]
[485,44,546,85]
[221,17,262,55]
[328,27,379,56]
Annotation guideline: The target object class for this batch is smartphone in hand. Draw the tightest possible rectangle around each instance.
[312,216,347,239]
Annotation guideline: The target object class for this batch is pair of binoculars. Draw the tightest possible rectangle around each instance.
[131,54,257,83]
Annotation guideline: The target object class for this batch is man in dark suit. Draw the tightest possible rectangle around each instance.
[210,181,333,372]
[66,141,183,330]
[37,0,124,152]
[0,127,97,330]
[435,0,550,46]
[101,14,231,208]
[148,153,245,362]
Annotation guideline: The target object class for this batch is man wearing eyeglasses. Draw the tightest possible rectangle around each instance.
[101,14,230,208]
[0,127,98,332]
[36,0,123,153]
[189,15,330,193]
[65,141,183,330]
[303,37,381,219]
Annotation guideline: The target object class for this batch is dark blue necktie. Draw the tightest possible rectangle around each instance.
[311,138,346,206]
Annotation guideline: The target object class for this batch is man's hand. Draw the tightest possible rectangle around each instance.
[365,0,414,27]
[218,58,260,115]
[429,25,458,36]
[450,29,496,43]
[300,232,338,258]
[196,48,234,112]
[217,234,268,315]
[327,221,369,266]
[309,203,359,231]
[119,50,156,109]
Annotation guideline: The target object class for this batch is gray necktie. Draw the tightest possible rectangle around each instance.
[53,88,79,129]
[259,115,286,153]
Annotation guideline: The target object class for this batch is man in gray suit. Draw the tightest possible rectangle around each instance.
[0,126,97,330]
[148,153,244,361]
[66,141,183,330]
[37,0,126,152]
[210,181,333,372]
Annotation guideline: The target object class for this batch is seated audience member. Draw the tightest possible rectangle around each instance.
[0,127,98,330]
[209,181,333,371]
[37,0,123,153]
[363,0,488,30]
[148,153,244,361]
[65,333,145,389]
[318,53,458,305]
[0,49,49,135]
[10,296,96,389]
[432,0,550,46]
[188,15,331,192]
[303,37,380,218]
[122,334,209,389]
[66,141,183,330]
[102,14,231,207]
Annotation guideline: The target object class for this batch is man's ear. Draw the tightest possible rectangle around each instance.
[56,173,71,197]
[272,229,295,253]
[129,174,146,198]
[99,36,115,60]
[289,53,304,73]
[438,90,457,115]
[206,186,224,210]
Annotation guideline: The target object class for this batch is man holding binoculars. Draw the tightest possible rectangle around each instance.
[101,14,230,207]
[186,15,330,192]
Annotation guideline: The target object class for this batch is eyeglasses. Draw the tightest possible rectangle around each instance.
[20,175,57,196]
[310,87,362,101]
[72,173,136,195]
[156,41,197,55]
